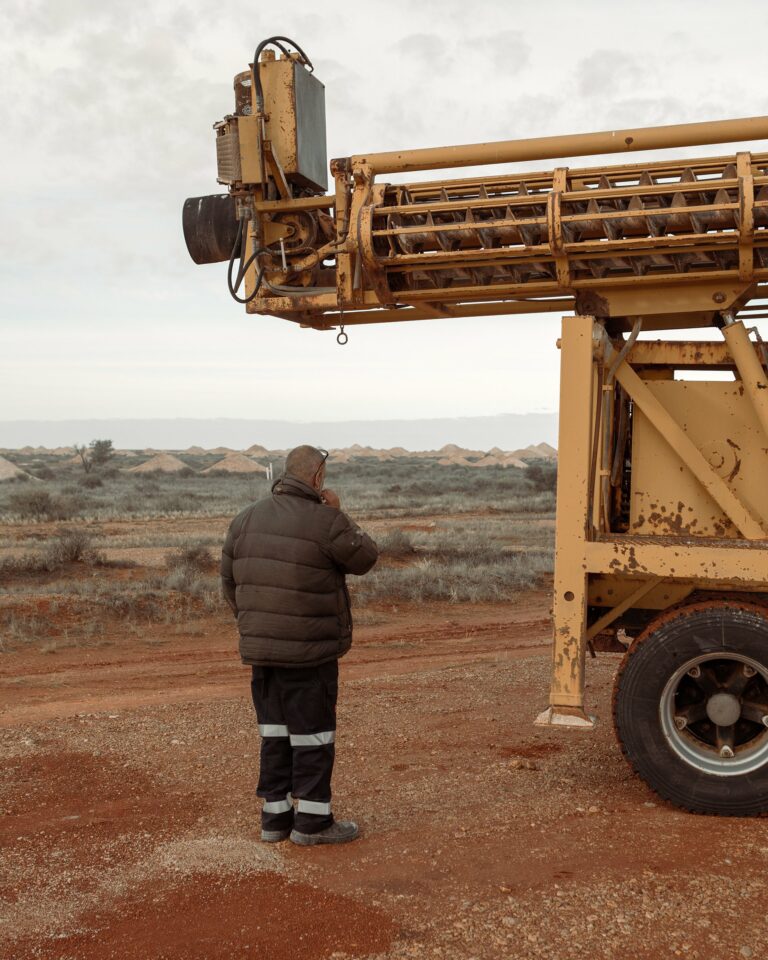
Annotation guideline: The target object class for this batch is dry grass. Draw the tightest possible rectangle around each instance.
[0,527,107,578]
[0,455,555,523]
[164,542,216,572]
[354,515,553,604]
[0,460,556,651]
[353,551,551,604]
[0,613,48,651]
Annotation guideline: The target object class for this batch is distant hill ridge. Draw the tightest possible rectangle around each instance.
[0,413,557,451]
[2,442,556,459]
[0,442,556,480]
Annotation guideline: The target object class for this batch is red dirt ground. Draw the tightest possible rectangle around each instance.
[3,588,768,959]
[12,873,396,960]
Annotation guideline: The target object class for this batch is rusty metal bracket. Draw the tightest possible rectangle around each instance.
[737,152,755,282]
[263,141,291,200]
[262,220,292,246]
[547,167,571,289]
[587,576,664,641]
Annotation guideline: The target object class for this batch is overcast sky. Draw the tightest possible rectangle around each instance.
[2,0,768,426]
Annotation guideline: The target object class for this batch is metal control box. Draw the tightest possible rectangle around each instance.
[214,57,327,191]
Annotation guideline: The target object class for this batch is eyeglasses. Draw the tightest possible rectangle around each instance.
[313,448,329,485]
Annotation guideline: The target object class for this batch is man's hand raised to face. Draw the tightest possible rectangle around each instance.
[320,488,341,509]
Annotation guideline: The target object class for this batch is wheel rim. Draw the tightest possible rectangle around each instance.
[659,652,768,777]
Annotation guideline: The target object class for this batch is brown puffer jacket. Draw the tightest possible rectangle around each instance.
[221,475,379,667]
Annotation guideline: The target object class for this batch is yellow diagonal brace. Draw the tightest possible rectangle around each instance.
[614,363,767,540]
[586,576,663,642]
[722,320,768,441]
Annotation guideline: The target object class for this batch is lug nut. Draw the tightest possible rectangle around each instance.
[719,745,735,759]
[674,716,687,730]
[687,665,702,678]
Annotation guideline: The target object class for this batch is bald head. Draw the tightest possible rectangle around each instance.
[285,445,327,487]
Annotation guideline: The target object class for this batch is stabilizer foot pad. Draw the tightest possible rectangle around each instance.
[534,706,597,729]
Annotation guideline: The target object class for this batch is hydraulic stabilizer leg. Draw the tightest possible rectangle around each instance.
[536,315,597,729]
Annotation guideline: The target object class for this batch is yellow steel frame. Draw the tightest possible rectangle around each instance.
[536,317,768,728]
[243,118,768,329]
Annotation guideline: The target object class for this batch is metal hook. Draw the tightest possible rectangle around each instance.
[336,324,348,346]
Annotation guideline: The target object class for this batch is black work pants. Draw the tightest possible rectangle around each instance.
[250,660,338,834]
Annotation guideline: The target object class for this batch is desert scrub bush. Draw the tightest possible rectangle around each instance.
[0,552,50,577]
[78,582,169,620]
[148,542,219,608]
[133,478,162,496]
[377,528,415,558]
[59,577,180,621]
[156,492,209,514]
[102,531,220,550]
[113,495,141,514]
[525,460,558,494]
[328,460,555,519]
[354,514,553,604]
[5,489,86,522]
[7,489,58,519]
[502,492,556,514]
[165,541,215,571]
[29,465,55,481]
[79,474,103,489]
[352,549,552,604]
[410,518,554,557]
[161,569,219,609]
[45,527,105,566]
[0,459,554,523]
[0,527,106,579]
[161,542,219,605]
[0,612,48,650]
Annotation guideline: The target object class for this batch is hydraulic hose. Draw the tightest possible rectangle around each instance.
[227,219,265,304]
[253,36,314,114]
[227,221,333,303]
[261,276,336,297]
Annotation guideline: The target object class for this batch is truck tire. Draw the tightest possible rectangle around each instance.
[613,601,768,815]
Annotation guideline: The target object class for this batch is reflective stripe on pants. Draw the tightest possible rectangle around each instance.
[290,730,335,747]
[259,723,289,738]
[263,793,293,814]
[297,798,331,816]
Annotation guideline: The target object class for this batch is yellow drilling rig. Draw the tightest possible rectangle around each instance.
[185,37,768,815]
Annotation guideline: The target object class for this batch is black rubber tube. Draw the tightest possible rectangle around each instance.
[252,36,314,113]
[227,220,265,304]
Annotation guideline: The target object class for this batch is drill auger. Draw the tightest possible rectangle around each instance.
[183,40,768,331]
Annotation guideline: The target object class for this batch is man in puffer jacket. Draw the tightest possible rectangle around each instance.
[221,444,378,846]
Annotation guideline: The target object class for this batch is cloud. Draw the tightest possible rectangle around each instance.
[2,0,768,424]
[395,32,446,60]
[575,50,644,98]
[466,30,530,75]
[602,96,690,129]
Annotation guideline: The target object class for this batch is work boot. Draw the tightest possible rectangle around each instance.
[289,820,359,846]
[261,827,292,843]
